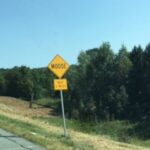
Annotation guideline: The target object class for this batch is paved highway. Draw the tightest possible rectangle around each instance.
[0,128,46,150]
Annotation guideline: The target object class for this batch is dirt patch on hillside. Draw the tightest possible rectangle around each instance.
[0,96,53,118]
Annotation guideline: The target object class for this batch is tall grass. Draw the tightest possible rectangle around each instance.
[33,116,150,148]
[0,96,149,150]
[0,114,95,150]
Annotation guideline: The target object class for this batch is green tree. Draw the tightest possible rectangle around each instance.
[0,73,6,95]
[128,46,144,120]
[5,66,33,99]
[113,46,132,119]
[142,43,150,120]
[87,43,115,120]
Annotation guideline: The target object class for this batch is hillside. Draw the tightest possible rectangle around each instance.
[0,96,149,150]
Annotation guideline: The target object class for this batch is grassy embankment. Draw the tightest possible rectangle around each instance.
[0,96,149,150]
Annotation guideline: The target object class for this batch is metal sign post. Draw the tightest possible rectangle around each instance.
[60,90,67,136]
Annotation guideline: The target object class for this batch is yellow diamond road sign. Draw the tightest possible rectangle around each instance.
[48,55,70,78]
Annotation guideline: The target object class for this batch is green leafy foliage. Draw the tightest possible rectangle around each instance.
[0,42,150,123]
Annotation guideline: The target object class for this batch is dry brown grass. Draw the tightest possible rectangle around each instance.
[0,96,149,150]
[0,96,52,117]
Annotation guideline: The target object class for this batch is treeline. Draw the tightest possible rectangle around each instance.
[65,42,150,122]
[0,42,150,122]
[0,67,56,99]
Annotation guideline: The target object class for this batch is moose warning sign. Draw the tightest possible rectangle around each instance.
[48,55,70,78]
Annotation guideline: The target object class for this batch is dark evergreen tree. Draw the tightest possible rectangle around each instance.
[127,46,144,120]
[142,44,150,120]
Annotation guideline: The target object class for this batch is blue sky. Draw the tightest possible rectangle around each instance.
[0,0,150,68]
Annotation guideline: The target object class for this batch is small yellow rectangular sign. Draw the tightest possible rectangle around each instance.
[54,79,68,91]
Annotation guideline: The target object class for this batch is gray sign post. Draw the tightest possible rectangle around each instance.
[60,90,67,136]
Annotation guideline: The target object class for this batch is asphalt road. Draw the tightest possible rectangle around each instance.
[0,128,46,150]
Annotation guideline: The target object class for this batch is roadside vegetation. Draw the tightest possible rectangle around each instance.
[0,96,149,150]
[0,42,150,149]
[0,42,150,123]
